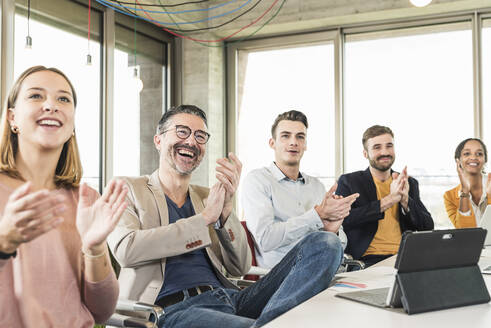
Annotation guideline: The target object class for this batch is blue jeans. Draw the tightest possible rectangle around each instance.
[159,231,343,328]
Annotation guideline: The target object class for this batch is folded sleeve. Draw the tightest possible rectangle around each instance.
[443,189,476,228]
[213,212,252,276]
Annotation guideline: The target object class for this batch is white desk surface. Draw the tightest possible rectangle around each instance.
[263,248,491,328]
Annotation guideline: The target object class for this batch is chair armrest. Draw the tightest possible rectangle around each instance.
[105,313,154,328]
[343,258,366,271]
[229,266,270,288]
[247,266,270,276]
[115,299,165,327]
[338,254,365,272]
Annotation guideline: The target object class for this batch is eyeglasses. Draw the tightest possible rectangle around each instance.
[162,125,210,144]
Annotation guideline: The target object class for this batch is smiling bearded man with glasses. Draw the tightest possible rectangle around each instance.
[108,105,346,328]
[159,124,210,174]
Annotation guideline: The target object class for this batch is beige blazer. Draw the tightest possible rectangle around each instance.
[107,170,251,305]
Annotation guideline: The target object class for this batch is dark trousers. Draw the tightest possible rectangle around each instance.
[360,254,394,268]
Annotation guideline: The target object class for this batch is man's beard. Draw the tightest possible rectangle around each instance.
[369,155,394,172]
[166,143,202,175]
[284,158,300,167]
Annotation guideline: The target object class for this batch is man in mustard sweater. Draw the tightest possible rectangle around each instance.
[336,125,434,267]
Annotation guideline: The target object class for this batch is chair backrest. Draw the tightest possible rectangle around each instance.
[240,221,260,281]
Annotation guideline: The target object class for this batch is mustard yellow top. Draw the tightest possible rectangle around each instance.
[443,184,491,228]
[364,176,401,256]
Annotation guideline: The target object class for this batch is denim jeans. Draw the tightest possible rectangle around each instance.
[159,231,343,328]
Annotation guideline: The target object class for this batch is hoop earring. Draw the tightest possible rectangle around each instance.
[11,126,19,134]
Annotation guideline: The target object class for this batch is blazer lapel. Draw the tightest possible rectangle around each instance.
[147,170,169,227]
[189,185,222,269]
[189,185,204,214]
[363,168,378,202]
[189,185,215,238]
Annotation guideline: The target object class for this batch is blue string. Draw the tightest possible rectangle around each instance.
[95,0,158,24]
[96,0,253,25]
[109,0,237,14]
[95,0,212,27]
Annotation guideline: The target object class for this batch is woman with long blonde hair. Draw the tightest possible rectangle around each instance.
[0,66,127,327]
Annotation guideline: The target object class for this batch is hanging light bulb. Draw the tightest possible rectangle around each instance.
[25,0,32,50]
[131,2,142,93]
[410,0,432,7]
[86,0,92,66]
[132,66,144,93]
[25,35,32,49]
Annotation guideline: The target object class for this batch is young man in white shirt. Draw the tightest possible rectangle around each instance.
[242,110,359,269]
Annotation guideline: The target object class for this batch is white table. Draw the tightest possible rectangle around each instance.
[263,248,491,328]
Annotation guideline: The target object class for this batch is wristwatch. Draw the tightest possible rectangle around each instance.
[459,191,470,198]
[0,250,17,259]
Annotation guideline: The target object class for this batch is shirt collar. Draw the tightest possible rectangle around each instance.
[269,162,305,183]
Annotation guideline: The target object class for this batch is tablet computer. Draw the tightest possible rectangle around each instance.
[336,228,489,313]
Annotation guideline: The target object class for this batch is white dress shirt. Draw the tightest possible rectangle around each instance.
[241,162,347,269]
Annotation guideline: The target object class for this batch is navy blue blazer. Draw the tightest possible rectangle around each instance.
[336,168,434,259]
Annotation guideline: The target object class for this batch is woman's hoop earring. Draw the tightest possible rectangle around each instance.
[11,126,19,134]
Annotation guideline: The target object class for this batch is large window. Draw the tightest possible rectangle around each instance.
[113,21,167,177]
[10,0,171,189]
[14,1,102,190]
[230,19,488,228]
[483,19,491,149]
[344,23,474,227]
[234,43,336,217]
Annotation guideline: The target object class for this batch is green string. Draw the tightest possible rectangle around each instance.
[157,0,182,30]
[155,0,287,48]
[200,0,287,48]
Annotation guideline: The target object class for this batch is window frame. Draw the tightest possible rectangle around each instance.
[1,0,176,192]
[226,30,343,176]
[226,10,491,177]
[226,9,491,226]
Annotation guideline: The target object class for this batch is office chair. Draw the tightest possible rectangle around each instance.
[103,249,165,328]
[105,299,164,328]
[340,254,365,272]
[104,227,269,326]
[239,221,365,275]
[240,221,269,281]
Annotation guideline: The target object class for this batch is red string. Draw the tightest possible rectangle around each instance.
[135,0,279,43]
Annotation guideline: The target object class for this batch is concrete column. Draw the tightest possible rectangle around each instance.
[137,56,164,175]
[181,37,225,187]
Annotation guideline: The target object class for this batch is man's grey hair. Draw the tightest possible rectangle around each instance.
[156,105,208,135]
